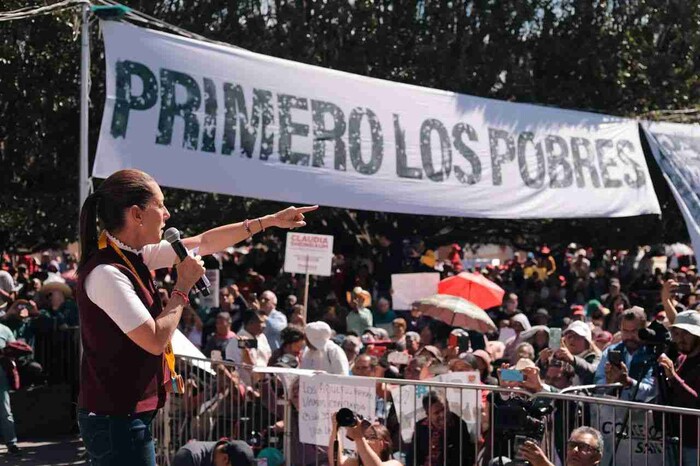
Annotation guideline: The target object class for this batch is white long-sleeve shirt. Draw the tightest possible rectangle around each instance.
[84,234,178,334]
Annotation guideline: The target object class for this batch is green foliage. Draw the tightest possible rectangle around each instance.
[1,0,698,252]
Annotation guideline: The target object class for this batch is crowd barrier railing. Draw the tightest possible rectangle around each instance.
[157,355,700,466]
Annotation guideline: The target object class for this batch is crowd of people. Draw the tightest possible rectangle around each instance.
[1,237,699,465]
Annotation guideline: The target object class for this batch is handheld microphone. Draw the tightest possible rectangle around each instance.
[164,227,211,296]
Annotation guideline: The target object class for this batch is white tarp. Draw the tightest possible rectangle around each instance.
[95,21,661,219]
[642,122,700,256]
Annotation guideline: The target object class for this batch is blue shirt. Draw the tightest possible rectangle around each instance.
[594,342,657,401]
[264,309,287,351]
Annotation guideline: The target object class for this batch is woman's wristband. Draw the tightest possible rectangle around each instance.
[171,289,190,306]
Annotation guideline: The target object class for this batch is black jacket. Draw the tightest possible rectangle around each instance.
[405,412,475,466]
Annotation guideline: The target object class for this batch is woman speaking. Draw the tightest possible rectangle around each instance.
[76,169,316,465]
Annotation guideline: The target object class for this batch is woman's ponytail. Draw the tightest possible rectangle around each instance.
[78,192,100,273]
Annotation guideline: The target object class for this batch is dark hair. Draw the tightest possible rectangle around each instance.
[422,389,447,412]
[364,423,393,461]
[242,310,263,327]
[78,169,155,271]
[216,311,232,322]
[622,307,646,326]
[280,325,305,346]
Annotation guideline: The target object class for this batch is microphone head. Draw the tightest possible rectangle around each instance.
[164,227,181,244]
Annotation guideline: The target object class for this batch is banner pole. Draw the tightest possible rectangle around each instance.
[79,4,91,221]
[303,254,310,322]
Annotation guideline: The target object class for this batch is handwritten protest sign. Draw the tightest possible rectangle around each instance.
[390,371,481,443]
[590,400,663,465]
[299,374,376,447]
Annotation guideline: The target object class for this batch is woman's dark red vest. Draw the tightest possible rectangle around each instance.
[76,247,167,415]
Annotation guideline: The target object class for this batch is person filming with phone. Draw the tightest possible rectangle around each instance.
[225,310,271,386]
[594,307,657,401]
[538,322,601,386]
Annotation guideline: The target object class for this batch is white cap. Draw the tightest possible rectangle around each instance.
[671,311,700,338]
[564,320,592,344]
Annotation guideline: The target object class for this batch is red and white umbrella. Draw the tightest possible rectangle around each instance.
[438,272,505,310]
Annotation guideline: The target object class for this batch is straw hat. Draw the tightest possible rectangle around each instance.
[351,286,372,307]
[39,281,73,298]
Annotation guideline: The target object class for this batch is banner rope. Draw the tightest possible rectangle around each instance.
[0,0,89,22]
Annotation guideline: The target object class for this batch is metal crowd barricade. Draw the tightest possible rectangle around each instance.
[33,326,81,387]
[156,356,700,466]
[154,355,289,466]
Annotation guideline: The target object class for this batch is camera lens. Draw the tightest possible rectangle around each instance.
[336,408,357,427]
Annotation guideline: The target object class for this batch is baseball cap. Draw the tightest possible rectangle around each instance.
[571,305,585,317]
[405,331,420,341]
[564,321,592,344]
[671,311,700,338]
[514,358,536,371]
[473,349,492,366]
[214,440,255,466]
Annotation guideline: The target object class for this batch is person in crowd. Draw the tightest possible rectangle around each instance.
[658,310,700,465]
[594,307,657,401]
[341,335,363,366]
[289,303,306,327]
[172,440,217,466]
[0,319,19,455]
[0,270,17,313]
[37,282,79,330]
[405,304,429,334]
[603,291,632,334]
[473,349,498,385]
[269,325,305,367]
[570,305,586,322]
[520,325,549,359]
[592,328,613,351]
[225,310,271,386]
[404,355,432,381]
[179,305,204,349]
[404,331,421,356]
[372,298,396,337]
[259,290,286,351]
[202,312,236,358]
[518,426,603,466]
[328,412,402,466]
[171,439,256,466]
[301,321,349,375]
[406,390,475,466]
[511,341,535,365]
[539,321,601,386]
[392,317,407,345]
[504,313,531,360]
[600,278,628,311]
[346,287,373,336]
[420,318,450,349]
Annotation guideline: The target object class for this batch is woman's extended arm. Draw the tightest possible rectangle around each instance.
[182,206,318,256]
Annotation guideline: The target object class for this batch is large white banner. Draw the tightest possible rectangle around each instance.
[642,122,700,256]
[95,21,661,218]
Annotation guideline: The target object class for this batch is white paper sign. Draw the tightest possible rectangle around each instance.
[590,401,663,465]
[391,273,440,310]
[299,374,376,446]
[389,371,480,443]
[94,21,661,220]
[283,233,334,277]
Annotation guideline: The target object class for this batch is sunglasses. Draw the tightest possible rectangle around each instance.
[567,440,597,455]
